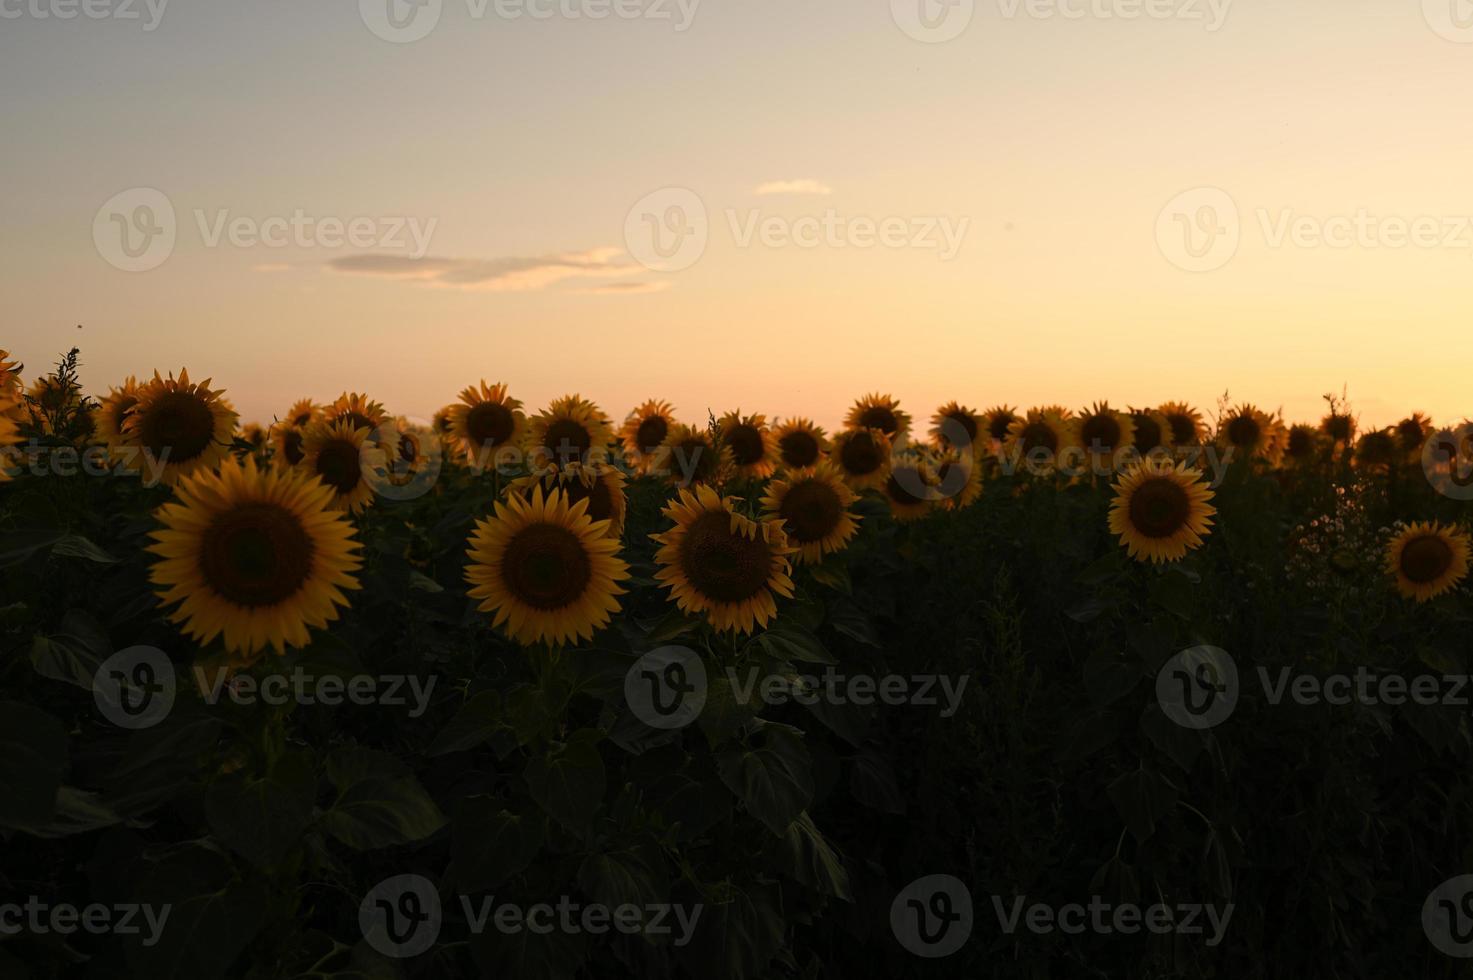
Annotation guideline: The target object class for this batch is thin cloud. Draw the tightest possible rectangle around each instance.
[326,247,642,292]
[754,179,833,196]
[575,281,672,295]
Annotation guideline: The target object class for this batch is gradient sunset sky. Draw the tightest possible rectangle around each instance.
[3,0,1471,430]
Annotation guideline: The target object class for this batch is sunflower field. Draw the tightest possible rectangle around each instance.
[2,347,1472,979]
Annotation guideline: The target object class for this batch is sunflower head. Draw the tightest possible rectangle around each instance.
[272,423,308,470]
[1385,521,1470,603]
[933,449,983,509]
[1218,404,1283,464]
[760,463,859,565]
[717,411,778,479]
[511,461,627,538]
[929,401,982,455]
[530,394,614,469]
[123,369,238,485]
[1108,458,1217,563]
[1354,429,1397,470]
[1003,408,1078,474]
[846,393,910,439]
[96,376,141,455]
[324,392,387,434]
[240,422,268,453]
[1078,401,1134,458]
[653,485,796,634]
[1320,411,1356,445]
[883,455,938,522]
[285,399,319,430]
[658,423,732,488]
[621,400,677,472]
[465,486,629,647]
[450,381,525,468]
[773,417,829,470]
[831,427,893,491]
[980,405,1018,454]
[301,419,379,514]
[1284,424,1320,463]
[0,350,21,395]
[148,456,362,659]
[1158,402,1206,447]
[1396,413,1432,453]
[1128,409,1173,455]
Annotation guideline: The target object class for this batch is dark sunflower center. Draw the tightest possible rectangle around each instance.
[681,510,774,603]
[1020,421,1058,454]
[137,390,217,462]
[1132,416,1163,453]
[544,418,593,464]
[635,416,669,452]
[292,410,314,427]
[885,467,929,506]
[397,433,420,464]
[988,412,1016,442]
[281,429,305,466]
[501,524,592,610]
[560,475,614,523]
[1081,414,1122,452]
[780,480,842,542]
[678,438,716,481]
[779,430,821,468]
[315,439,362,494]
[1400,535,1453,584]
[1127,477,1190,538]
[339,411,376,432]
[467,402,515,447]
[945,412,978,443]
[1287,428,1314,458]
[198,503,314,607]
[1167,413,1197,445]
[1226,415,1260,448]
[858,406,898,435]
[839,432,883,475]
[435,415,453,433]
[1325,416,1353,441]
[726,424,766,467]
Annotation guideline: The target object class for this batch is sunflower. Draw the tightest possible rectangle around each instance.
[0,350,22,397]
[272,423,308,469]
[830,427,892,491]
[846,393,910,439]
[0,395,17,481]
[123,369,238,485]
[772,417,829,470]
[300,419,378,514]
[322,392,387,434]
[450,381,525,469]
[147,456,362,659]
[1354,428,1397,471]
[529,394,614,469]
[980,405,1019,456]
[465,486,629,647]
[1077,401,1135,464]
[933,449,983,509]
[1128,408,1173,456]
[653,485,795,634]
[717,411,778,480]
[621,399,677,472]
[1283,424,1320,464]
[883,456,937,522]
[760,463,859,565]
[1396,413,1433,455]
[240,423,268,454]
[1002,408,1077,474]
[510,461,627,538]
[1319,410,1356,445]
[1158,402,1206,447]
[657,423,731,488]
[368,418,435,490]
[1385,521,1470,603]
[1217,403,1283,464]
[930,401,983,455]
[96,376,141,457]
[284,399,319,430]
[1108,458,1217,563]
